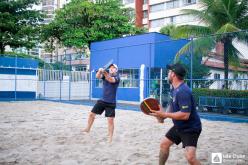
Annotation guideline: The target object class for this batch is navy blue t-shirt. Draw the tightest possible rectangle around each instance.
[170,83,202,133]
[101,74,120,104]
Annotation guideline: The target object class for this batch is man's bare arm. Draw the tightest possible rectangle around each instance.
[102,71,116,83]
[96,68,104,79]
[150,108,190,121]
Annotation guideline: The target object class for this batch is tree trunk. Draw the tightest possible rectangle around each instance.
[0,43,5,54]
[223,40,231,89]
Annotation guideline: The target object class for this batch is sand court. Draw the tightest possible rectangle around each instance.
[0,101,247,165]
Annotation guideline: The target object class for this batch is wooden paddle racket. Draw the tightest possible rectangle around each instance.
[140,98,160,115]
[140,98,164,123]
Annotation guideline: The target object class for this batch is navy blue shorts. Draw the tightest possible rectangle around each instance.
[91,100,116,117]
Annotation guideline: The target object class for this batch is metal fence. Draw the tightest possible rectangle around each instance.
[0,67,90,101]
[37,69,90,100]
[0,31,248,109]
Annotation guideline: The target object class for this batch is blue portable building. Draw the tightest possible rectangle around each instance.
[90,32,188,102]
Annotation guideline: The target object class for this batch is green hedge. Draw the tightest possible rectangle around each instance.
[193,88,248,102]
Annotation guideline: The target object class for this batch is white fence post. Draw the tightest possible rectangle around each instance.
[140,64,145,102]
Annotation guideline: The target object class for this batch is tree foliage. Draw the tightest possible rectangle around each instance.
[0,0,44,53]
[159,24,176,36]
[160,25,210,79]
[170,0,248,88]
[41,0,146,52]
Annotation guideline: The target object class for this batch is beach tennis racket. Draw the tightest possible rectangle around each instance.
[96,59,114,72]
[140,98,160,115]
[102,59,113,71]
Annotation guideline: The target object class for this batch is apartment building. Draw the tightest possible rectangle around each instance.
[122,0,202,32]
[40,0,68,62]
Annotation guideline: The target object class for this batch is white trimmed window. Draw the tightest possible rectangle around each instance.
[150,18,165,28]
[150,3,165,12]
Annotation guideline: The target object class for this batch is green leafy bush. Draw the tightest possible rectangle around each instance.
[193,88,248,103]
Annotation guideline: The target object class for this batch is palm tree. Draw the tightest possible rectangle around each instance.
[159,24,176,36]
[172,0,248,89]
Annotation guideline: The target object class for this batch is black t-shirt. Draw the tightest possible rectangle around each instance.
[101,74,120,104]
[170,83,202,133]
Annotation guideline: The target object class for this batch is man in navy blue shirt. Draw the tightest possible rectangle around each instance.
[150,63,202,165]
[83,64,120,143]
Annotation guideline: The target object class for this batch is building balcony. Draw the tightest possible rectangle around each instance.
[149,0,166,5]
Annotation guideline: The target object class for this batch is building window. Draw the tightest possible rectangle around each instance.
[149,68,170,99]
[164,17,171,24]
[166,0,179,9]
[95,69,139,88]
[165,14,196,24]
[184,0,196,6]
[143,11,148,19]
[143,0,148,4]
[42,0,54,6]
[123,0,134,4]
[150,18,165,28]
[119,69,139,88]
[150,3,165,12]
[151,15,192,27]
[214,73,221,79]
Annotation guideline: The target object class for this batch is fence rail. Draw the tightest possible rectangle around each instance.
[0,68,90,100]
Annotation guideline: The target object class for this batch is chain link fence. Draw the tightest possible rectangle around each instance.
[1,31,248,115]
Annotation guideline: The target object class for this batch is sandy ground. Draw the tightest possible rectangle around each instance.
[0,101,247,165]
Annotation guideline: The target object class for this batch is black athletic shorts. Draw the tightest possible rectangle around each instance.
[91,100,116,117]
[166,126,201,148]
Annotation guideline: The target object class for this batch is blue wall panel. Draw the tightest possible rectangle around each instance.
[0,57,38,68]
[118,44,151,69]
[90,49,118,71]
[117,88,139,102]
[0,57,15,66]
[92,88,140,102]
[0,68,36,75]
[91,33,162,51]
[90,32,172,70]
[0,91,36,99]
[0,68,15,74]
[154,39,189,68]
[92,88,102,99]
[154,33,170,41]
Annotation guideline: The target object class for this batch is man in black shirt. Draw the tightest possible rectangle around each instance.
[83,64,120,143]
[150,63,202,165]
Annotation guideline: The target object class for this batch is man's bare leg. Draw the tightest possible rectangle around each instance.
[185,146,201,165]
[107,117,114,143]
[83,112,96,132]
[159,137,174,165]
